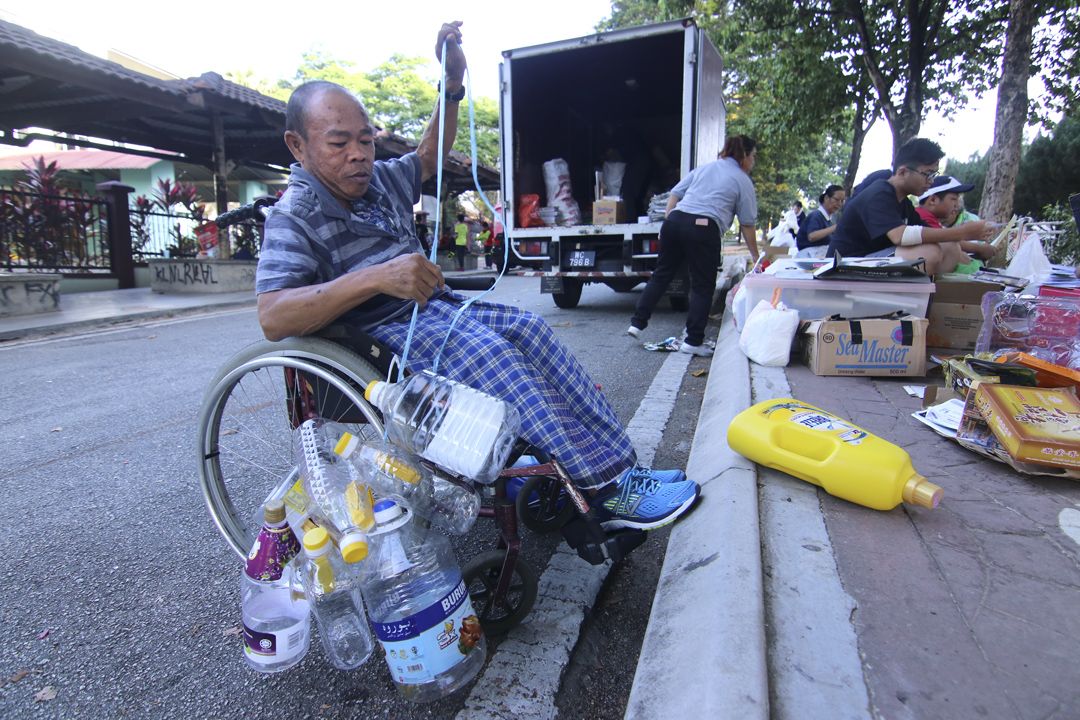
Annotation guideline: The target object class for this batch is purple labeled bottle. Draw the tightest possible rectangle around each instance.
[241,500,311,673]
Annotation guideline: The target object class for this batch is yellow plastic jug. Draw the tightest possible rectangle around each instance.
[726,398,942,511]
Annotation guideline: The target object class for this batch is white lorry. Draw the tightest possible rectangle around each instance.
[499,18,726,308]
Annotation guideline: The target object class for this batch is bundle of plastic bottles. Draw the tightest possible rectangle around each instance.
[238,371,521,702]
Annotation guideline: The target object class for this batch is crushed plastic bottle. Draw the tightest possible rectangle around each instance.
[294,419,373,563]
[241,500,311,673]
[299,526,375,671]
[364,371,521,485]
[359,500,486,702]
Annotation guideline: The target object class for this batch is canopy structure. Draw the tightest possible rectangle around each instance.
[0,19,499,201]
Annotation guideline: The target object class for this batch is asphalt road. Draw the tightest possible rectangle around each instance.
[0,276,708,719]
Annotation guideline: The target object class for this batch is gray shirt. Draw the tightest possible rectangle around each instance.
[670,157,757,228]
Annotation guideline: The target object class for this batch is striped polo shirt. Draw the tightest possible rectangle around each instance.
[256,154,446,331]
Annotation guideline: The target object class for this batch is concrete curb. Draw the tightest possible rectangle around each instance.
[624,310,769,719]
[0,297,256,342]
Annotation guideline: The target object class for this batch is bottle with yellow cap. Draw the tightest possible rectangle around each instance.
[294,419,373,563]
[726,398,944,511]
[363,370,521,485]
[335,435,481,535]
[299,526,375,671]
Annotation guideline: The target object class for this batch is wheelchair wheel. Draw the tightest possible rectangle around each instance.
[463,550,539,636]
[197,337,386,558]
[515,474,575,534]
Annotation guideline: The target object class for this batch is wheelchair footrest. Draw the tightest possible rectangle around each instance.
[560,515,648,565]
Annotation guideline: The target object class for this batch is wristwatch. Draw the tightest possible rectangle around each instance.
[438,82,466,102]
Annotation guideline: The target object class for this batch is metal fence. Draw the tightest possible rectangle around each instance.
[129,207,262,260]
[128,206,203,260]
[0,187,111,272]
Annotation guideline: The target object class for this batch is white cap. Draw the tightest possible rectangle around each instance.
[917,175,975,202]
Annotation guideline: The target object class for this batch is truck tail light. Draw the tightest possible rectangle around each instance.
[518,240,548,256]
[643,238,659,254]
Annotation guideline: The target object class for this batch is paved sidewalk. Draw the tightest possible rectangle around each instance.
[631,309,1080,719]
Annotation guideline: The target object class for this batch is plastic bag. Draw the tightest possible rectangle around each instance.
[976,291,1080,370]
[728,281,748,330]
[738,293,800,366]
[517,194,545,228]
[1004,233,1052,283]
[602,161,626,198]
[542,158,581,226]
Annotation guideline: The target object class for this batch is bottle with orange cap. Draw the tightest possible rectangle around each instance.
[726,398,943,511]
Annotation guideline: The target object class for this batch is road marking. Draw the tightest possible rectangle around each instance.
[1060,505,1080,549]
[458,350,692,720]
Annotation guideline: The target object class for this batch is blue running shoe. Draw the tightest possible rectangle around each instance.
[594,470,700,531]
[627,465,686,484]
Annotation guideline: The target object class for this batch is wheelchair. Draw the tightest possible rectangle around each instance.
[196,323,648,635]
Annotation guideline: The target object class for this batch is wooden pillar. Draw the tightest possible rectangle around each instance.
[211,112,232,258]
[96,181,136,289]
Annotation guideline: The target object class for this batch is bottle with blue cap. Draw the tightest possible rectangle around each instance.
[299,526,375,670]
[359,499,486,702]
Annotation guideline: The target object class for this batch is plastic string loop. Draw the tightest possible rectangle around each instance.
[397,37,513,380]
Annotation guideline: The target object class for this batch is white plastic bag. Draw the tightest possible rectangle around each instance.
[1004,233,1052,284]
[542,158,581,226]
[738,295,800,366]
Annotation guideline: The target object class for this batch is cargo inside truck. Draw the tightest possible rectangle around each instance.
[508,30,686,226]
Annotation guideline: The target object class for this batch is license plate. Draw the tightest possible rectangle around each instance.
[566,250,595,268]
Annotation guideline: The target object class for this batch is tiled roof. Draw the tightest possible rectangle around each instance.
[177,72,287,114]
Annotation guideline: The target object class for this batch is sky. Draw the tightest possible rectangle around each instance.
[0,0,1017,184]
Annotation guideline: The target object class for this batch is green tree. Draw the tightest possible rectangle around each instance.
[601,0,852,225]
[227,51,501,168]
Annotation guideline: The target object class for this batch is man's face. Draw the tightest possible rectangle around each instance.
[284,89,375,207]
[900,163,939,196]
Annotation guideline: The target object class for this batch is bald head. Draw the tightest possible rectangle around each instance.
[286,81,366,140]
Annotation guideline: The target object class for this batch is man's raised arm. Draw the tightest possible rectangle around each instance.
[417,21,468,182]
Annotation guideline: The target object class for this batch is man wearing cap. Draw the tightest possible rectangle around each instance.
[828,138,994,274]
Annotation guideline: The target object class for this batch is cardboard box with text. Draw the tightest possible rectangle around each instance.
[803,316,928,377]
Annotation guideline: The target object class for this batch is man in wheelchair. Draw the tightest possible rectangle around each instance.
[255,21,700,533]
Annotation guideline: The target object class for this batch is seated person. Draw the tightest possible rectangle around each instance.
[796,184,846,257]
[916,175,974,228]
[827,138,994,274]
[254,22,699,533]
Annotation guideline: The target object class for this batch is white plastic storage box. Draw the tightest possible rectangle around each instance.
[740,274,935,323]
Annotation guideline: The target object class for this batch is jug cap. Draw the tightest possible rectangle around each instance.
[340,531,369,563]
[902,476,943,509]
[374,498,403,524]
[364,380,387,405]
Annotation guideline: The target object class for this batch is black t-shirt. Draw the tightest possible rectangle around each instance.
[827,179,921,257]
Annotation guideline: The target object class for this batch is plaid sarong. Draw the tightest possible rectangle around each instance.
[369,294,636,489]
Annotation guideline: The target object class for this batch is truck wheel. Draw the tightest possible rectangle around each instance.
[669,295,689,312]
[552,279,583,309]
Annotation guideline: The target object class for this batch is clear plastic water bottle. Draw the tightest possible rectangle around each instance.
[335,436,481,535]
[359,500,486,702]
[241,500,311,673]
[300,526,376,671]
[294,419,373,563]
[364,371,521,485]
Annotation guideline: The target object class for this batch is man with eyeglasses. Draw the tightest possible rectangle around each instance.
[828,138,994,274]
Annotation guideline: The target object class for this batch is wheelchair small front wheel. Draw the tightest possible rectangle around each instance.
[515,474,575,533]
[463,550,539,636]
